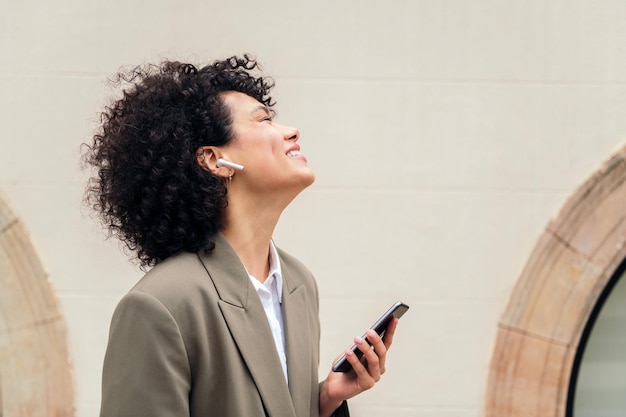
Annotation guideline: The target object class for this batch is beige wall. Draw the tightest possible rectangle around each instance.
[1,1,625,416]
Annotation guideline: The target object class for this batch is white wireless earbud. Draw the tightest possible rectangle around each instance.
[216,158,244,171]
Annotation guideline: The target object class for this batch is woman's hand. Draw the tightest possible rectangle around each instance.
[318,317,399,417]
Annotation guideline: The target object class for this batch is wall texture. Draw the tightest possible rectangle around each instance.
[0,1,625,416]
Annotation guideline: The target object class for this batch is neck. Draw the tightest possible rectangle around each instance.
[221,193,285,282]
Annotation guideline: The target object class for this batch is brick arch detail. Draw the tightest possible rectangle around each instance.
[0,193,74,416]
[485,145,626,417]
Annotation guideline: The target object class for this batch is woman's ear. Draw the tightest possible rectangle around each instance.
[195,146,230,178]
[195,146,216,172]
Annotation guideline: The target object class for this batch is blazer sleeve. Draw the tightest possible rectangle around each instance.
[100,291,191,417]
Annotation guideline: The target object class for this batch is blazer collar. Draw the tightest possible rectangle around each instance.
[197,233,299,417]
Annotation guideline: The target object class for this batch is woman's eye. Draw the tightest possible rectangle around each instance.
[261,116,273,122]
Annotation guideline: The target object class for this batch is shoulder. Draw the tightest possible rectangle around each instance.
[125,251,213,312]
[135,251,203,287]
[112,251,226,343]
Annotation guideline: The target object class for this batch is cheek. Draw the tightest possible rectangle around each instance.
[232,129,284,162]
[254,132,284,157]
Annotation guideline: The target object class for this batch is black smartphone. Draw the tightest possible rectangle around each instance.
[331,301,409,373]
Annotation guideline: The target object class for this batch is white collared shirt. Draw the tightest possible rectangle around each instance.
[248,241,287,382]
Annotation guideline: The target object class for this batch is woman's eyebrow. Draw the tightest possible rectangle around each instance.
[250,104,274,120]
[251,105,270,115]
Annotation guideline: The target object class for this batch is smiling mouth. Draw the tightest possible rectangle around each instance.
[287,150,301,157]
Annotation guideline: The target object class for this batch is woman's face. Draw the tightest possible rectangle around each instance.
[220,91,315,195]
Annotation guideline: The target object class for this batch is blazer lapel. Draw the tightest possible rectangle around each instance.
[197,233,297,417]
[282,258,315,417]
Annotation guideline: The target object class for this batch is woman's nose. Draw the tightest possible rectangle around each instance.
[282,124,299,141]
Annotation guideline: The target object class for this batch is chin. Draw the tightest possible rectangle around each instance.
[288,173,315,197]
[302,171,316,187]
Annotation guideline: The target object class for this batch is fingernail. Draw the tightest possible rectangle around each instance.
[346,349,353,357]
[367,330,378,340]
[355,336,364,345]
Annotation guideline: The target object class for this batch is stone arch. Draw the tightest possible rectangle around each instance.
[485,145,626,416]
[0,193,74,416]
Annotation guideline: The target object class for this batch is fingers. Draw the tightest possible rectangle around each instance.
[344,330,388,385]
[365,329,387,376]
[382,317,399,349]
[343,339,377,390]
[335,319,399,386]
[356,318,398,376]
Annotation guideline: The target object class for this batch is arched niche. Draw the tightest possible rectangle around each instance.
[485,144,626,416]
[0,192,74,416]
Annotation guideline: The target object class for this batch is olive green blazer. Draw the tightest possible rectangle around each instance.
[100,233,331,417]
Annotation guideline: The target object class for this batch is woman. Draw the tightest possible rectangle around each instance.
[84,55,398,417]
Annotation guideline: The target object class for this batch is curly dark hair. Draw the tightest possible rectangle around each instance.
[82,55,275,268]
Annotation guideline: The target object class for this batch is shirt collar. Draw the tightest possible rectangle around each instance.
[267,240,283,301]
[247,240,283,302]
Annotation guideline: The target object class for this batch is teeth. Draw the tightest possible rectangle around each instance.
[287,150,300,157]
